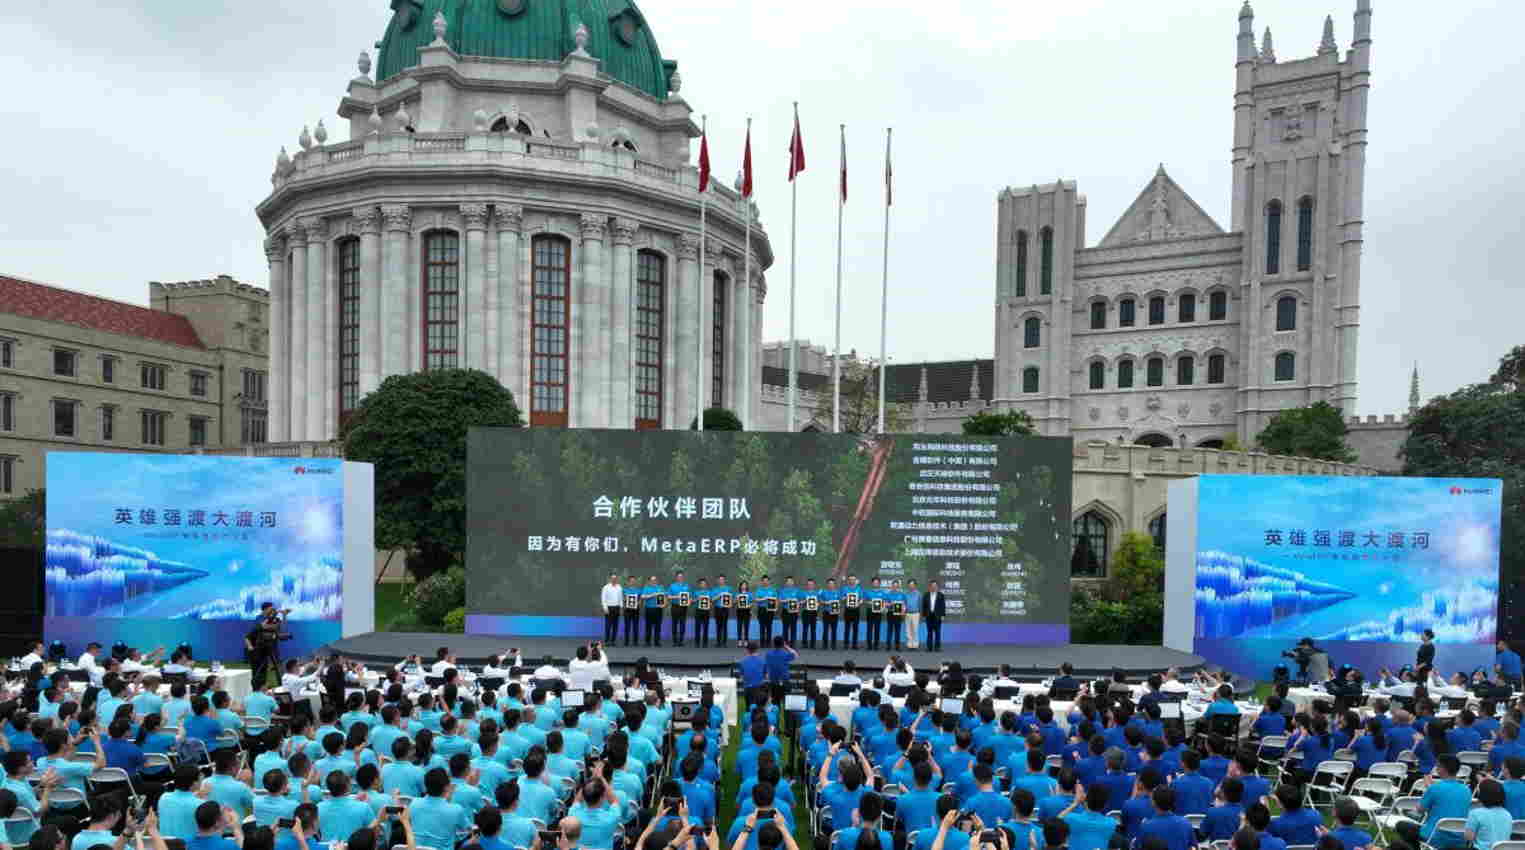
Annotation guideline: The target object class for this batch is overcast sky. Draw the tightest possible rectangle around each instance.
[1,0,1520,416]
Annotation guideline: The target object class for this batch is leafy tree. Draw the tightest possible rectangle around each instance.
[1254,401,1357,462]
[688,407,743,430]
[962,409,1035,437]
[1220,435,1245,452]
[1491,344,1525,390]
[341,368,522,580]
[1070,531,1164,644]
[0,488,45,548]
[810,358,910,434]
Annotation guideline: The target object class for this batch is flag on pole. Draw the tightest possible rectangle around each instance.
[788,110,806,181]
[741,123,753,198]
[885,131,893,206]
[698,128,711,193]
[839,126,847,203]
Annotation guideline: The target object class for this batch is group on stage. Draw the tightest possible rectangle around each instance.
[601,572,947,651]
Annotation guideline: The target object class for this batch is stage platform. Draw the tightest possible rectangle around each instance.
[323,632,1207,679]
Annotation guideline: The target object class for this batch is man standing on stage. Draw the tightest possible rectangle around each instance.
[922,580,946,652]
[621,574,641,647]
[821,579,842,651]
[903,579,922,650]
[669,570,692,647]
[756,575,779,644]
[886,578,906,651]
[801,578,821,650]
[642,575,667,647]
[693,578,713,648]
[780,576,802,646]
[601,575,623,644]
[842,575,863,651]
[865,577,886,651]
[712,575,733,646]
[1417,628,1436,669]
[245,602,287,686]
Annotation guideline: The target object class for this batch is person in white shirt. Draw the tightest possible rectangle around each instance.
[883,657,916,689]
[1160,667,1192,693]
[430,647,457,676]
[77,642,103,674]
[601,575,624,644]
[833,661,864,688]
[394,654,424,673]
[533,655,563,681]
[568,643,612,692]
[980,663,1020,699]
[281,658,319,693]
[18,641,45,669]
[481,651,521,679]
[120,647,165,674]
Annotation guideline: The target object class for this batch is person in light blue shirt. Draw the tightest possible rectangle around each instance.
[904,580,923,650]
[207,751,256,819]
[820,580,844,651]
[578,696,612,748]
[830,791,894,850]
[447,754,486,817]
[382,739,426,797]
[568,779,624,849]
[70,798,122,850]
[1169,750,1214,816]
[243,681,277,721]
[254,770,303,827]
[669,570,693,647]
[318,771,377,842]
[965,764,1014,825]
[36,727,103,808]
[409,768,471,850]
[1059,784,1119,850]
[778,576,803,646]
[1501,757,1525,819]
[434,715,480,761]
[2,750,49,844]
[162,683,193,730]
[314,732,358,780]
[864,578,887,651]
[132,676,166,719]
[472,733,514,800]
[157,765,207,842]
[493,782,541,850]
[641,576,667,647]
[1465,780,1514,850]
[1417,756,1473,849]
[212,691,243,736]
[338,692,373,734]
[515,752,560,825]
[754,576,779,644]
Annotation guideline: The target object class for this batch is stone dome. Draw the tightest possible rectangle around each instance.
[375,0,676,100]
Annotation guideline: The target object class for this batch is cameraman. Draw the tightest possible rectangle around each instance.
[246,602,290,687]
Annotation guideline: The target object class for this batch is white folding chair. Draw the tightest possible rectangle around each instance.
[1423,817,1468,850]
[1377,796,1423,832]
[1513,820,1525,839]
[1256,735,1287,778]
[1185,814,1206,832]
[2,807,39,841]
[1304,760,1355,810]
[88,767,140,806]
[1332,747,1356,763]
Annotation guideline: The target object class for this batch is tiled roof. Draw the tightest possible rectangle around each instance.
[0,274,205,349]
[762,358,995,404]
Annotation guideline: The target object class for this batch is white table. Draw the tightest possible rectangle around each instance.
[63,667,252,702]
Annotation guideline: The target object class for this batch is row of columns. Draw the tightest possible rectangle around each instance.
[264,203,761,441]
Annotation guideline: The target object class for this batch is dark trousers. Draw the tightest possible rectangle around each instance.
[250,648,277,689]
[887,616,904,650]
[644,609,663,645]
[801,615,819,649]
[822,616,839,650]
[844,615,860,648]
[737,611,752,643]
[714,613,730,644]
[758,612,775,643]
[671,611,688,644]
[926,617,943,651]
[694,615,711,647]
[866,614,883,649]
[782,614,799,644]
[622,610,640,645]
[603,607,621,643]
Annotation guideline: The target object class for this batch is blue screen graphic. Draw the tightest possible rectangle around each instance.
[45,453,344,659]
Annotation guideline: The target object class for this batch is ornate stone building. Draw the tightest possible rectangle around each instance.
[258,0,771,440]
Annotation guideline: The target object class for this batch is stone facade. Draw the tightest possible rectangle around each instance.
[0,274,270,497]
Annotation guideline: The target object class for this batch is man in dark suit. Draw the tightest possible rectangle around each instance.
[922,581,946,652]
[1050,662,1082,696]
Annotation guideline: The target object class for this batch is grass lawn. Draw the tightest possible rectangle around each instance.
[375,582,410,630]
[716,714,817,850]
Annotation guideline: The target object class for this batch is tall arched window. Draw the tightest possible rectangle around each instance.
[1023,316,1041,348]
[1296,196,1314,271]
[1208,290,1228,321]
[1276,295,1297,331]
[1088,361,1105,390]
[422,231,460,370]
[1148,296,1166,325]
[1146,356,1165,387]
[1014,230,1029,297]
[711,271,727,409]
[1178,356,1195,386]
[1135,433,1174,448]
[337,238,361,419]
[530,235,572,426]
[1071,511,1109,577]
[1148,513,1167,553]
[1207,353,1226,384]
[1090,301,1106,330]
[1265,200,1283,274]
[634,250,665,429]
[1118,298,1136,327]
[1117,359,1134,389]
[1275,351,1296,382]
[1039,227,1053,295]
[491,116,533,135]
[1022,367,1040,394]
[1179,293,1196,323]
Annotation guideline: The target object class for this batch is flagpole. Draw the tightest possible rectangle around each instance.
[741,116,753,431]
[877,127,891,435]
[787,102,799,433]
[697,114,708,431]
[833,123,844,434]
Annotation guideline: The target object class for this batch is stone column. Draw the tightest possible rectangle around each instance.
[380,205,411,379]
[731,256,749,424]
[672,234,699,430]
[701,240,723,412]
[609,219,638,428]
[285,222,309,441]
[461,203,490,370]
[493,205,524,396]
[354,207,383,395]
[304,218,329,441]
[577,213,608,428]
[264,236,288,442]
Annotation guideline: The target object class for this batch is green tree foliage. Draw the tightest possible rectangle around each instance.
[1254,401,1357,462]
[816,359,910,434]
[689,407,743,430]
[1070,531,1164,644]
[1491,344,1525,391]
[962,409,1035,437]
[0,488,45,548]
[341,368,522,579]
[404,566,466,628]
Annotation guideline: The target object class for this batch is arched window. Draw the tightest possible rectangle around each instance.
[1024,316,1041,348]
[1275,351,1296,382]
[1265,200,1283,274]
[1207,353,1226,384]
[1014,230,1028,297]
[491,116,533,135]
[1039,227,1053,295]
[337,238,361,420]
[1208,290,1228,321]
[1148,296,1166,325]
[1135,433,1173,448]
[530,235,572,426]
[1090,301,1106,330]
[634,250,665,429]
[1296,196,1314,271]
[1118,298,1136,327]
[1148,513,1167,553]
[1146,356,1164,387]
[1178,293,1196,323]
[1198,439,1225,449]
[1071,511,1109,577]
[1088,361,1105,390]
[1022,367,1040,394]
[711,271,727,409]
[422,231,460,370]
[1276,295,1297,331]
[1117,359,1135,389]
[1177,355,1195,386]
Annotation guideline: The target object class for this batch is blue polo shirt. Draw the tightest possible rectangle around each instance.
[1269,807,1323,846]
[779,586,802,613]
[1498,649,1522,679]
[669,582,691,610]
[820,588,842,612]
[905,591,921,613]
[842,585,863,611]
[1169,773,1214,816]
[765,649,793,683]
[865,587,888,614]
[755,585,778,611]
[642,585,665,607]
[1138,814,1194,850]
[1065,809,1119,850]
[739,654,766,688]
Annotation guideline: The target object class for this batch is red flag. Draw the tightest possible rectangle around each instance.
[698,130,711,193]
[839,126,847,203]
[788,112,806,181]
[741,124,753,198]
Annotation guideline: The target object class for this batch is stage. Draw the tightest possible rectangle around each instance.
[323,631,1207,678]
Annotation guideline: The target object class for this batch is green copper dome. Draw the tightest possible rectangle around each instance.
[376,0,675,100]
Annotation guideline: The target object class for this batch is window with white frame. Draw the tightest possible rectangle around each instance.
[52,399,76,437]
[53,349,77,377]
[141,410,167,446]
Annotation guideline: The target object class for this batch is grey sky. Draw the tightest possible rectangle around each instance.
[2,1,1520,417]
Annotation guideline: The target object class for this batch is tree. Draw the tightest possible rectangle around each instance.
[688,407,743,430]
[1254,401,1357,462]
[813,358,910,433]
[962,409,1035,437]
[0,488,45,548]
[1491,344,1525,391]
[1071,531,1164,645]
[340,369,522,580]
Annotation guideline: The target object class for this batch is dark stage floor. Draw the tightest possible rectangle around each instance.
[324,632,1206,678]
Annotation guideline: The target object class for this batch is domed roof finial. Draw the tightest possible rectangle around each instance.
[669,69,682,94]
[432,10,447,45]
[395,104,412,131]
[358,50,372,78]
[368,106,383,135]
[314,119,328,146]
[473,109,490,132]
[276,147,290,170]
[298,125,313,151]
[572,19,591,56]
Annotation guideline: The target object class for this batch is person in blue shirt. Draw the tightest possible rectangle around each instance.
[1011,750,1058,803]
[692,578,714,649]
[1446,710,1484,753]
[1225,753,1269,808]
[1243,803,1288,850]
[253,770,302,827]
[156,765,209,842]
[1466,778,1515,850]
[964,764,1013,826]
[317,771,377,843]
[641,575,667,647]
[492,782,540,850]
[1095,749,1137,816]
[1286,715,1334,784]
[37,726,103,811]
[818,750,873,832]
[208,750,256,820]
[831,791,894,850]
[819,579,843,651]
[765,637,798,700]
[739,641,767,704]
[514,752,559,825]
[1251,697,1288,738]
[1200,776,1244,841]
[841,576,864,650]
[1268,784,1322,847]
[1057,784,1117,850]
[1168,751,1213,816]
[896,761,943,833]
[755,576,778,644]
[778,576,802,646]
[1498,639,1523,688]
[1120,769,1165,842]
[1036,768,1078,823]
[884,579,906,651]
[1417,755,1473,849]
[163,682,193,729]
[1324,797,1373,850]
[669,570,692,648]
[799,578,821,650]
[184,695,226,754]
[568,778,624,850]
[1199,736,1232,786]
[1203,685,1240,719]
[409,767,471,850]
[101,716,147,777]
[189,799,243,850]
[863,578,886,651]
[1136,787,1196,850]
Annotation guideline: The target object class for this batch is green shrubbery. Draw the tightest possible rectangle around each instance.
[403,566,466,629]
[1069,531,1165,645]
[443,607,466,633]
